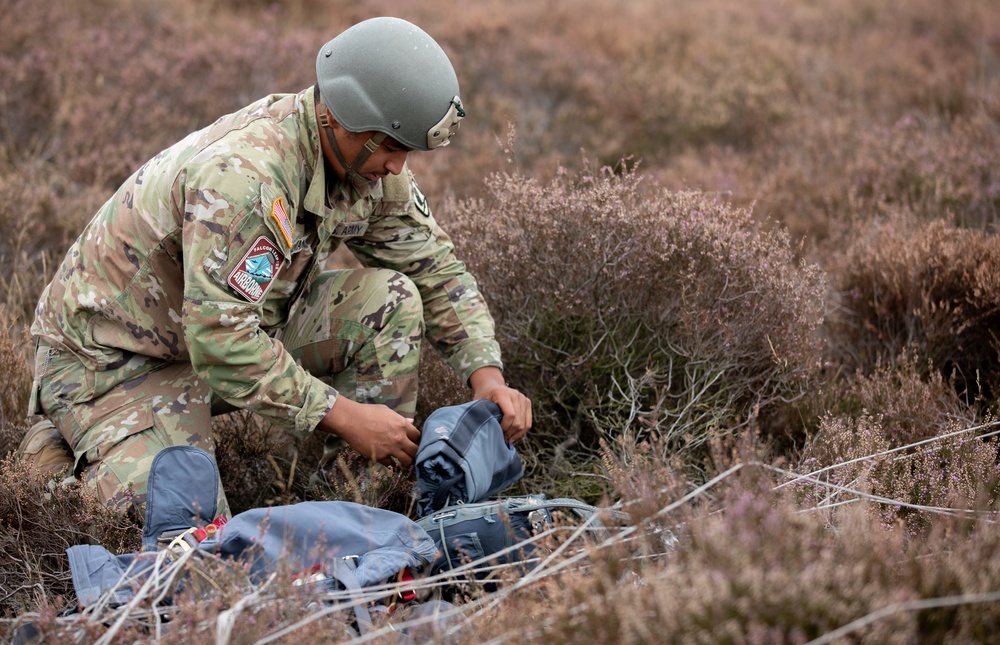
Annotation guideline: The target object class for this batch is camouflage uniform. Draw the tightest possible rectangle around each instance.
[29,87,502,514]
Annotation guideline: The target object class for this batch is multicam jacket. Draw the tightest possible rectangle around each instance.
[31,86,501,435]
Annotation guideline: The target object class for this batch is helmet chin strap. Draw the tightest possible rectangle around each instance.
[317,98,387,189]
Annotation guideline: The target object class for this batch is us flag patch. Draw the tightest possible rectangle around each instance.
[271,197,294,248]
[227,236,285,303]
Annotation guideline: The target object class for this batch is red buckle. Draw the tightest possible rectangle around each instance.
[398,567,416,602]
[293,562,324,581]
[192,515,228,542]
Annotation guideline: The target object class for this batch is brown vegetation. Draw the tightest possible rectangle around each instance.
[2,0,1000,641]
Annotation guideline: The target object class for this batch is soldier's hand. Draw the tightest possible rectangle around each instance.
[469,366,532,443]
[319,397,420,467]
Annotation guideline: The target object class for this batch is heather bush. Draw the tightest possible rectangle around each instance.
[697,109,1000,246]
[211,411,301,513]
[619,2,797,156]
[793,351,994,535]
[446,159,826,469]
[7,555,363,643]
[483,447,1000,644]
[640,0,1000,244]
[0,316,32,457]
[3,0,1000,638]
[416,344,468,419]
[50,7,323,189]
[838,351,981,447]
[476,467,1000,644]
[0,455,142,617]
[212,409,417,517]
[826,215,1000,402]
[433,2,623,167]
[0,0,62,162]
[842,114,1000,231]
[798,409,1000,535]
[0,160,107,327]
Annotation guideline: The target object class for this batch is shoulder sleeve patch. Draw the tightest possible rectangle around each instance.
[227,235,286,303]
[411,177,431,217]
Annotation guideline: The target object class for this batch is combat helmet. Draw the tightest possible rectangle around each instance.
[315,17,465,183]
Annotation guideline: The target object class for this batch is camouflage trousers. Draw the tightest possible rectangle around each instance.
[34,268,424,516]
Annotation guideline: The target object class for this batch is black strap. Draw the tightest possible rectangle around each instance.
[432,473,465,511]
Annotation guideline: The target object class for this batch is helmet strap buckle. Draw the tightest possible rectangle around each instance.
[317,94,387,187]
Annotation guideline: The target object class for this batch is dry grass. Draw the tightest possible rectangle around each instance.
[12,436,1000,643]
[3,0,1000,641]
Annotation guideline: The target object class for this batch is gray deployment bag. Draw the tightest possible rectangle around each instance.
[413,401,630,585]
[414,399,524,516]
[65,446,436,633]
[417,494,629,582]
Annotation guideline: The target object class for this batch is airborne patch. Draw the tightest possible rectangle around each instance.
[227,236,285,303]
[270,197,294,248]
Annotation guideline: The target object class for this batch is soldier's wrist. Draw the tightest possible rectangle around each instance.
[319,396,360,438]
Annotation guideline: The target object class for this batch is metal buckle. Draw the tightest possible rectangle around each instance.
[429,510,457,524]
[166,528,199,553]
[528,509,547,533]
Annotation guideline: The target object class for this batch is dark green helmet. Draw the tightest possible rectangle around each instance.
[316,17,465,151]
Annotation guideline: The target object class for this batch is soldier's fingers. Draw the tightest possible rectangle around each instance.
[395,450,414,467]
[509,426,529,443]
[501,393,532,439]
[491,394,517,431]
[397,428,419,458]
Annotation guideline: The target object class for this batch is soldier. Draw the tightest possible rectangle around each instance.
[18,17,532,516]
